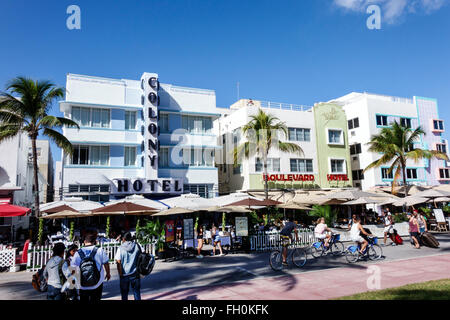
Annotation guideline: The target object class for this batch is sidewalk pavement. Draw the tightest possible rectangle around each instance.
[139,253,450,300]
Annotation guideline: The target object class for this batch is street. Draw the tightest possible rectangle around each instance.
[0,234,449,300]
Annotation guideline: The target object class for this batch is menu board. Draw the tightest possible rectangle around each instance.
[183,219,194,240]
[235,217,248,237]
[433,209,446,223]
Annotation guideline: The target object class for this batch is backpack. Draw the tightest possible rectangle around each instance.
[78,247,101,287]
[136,245,155,277]
[32,267,48,292]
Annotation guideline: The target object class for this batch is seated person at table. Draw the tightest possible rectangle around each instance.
[314,218,332,248]
[211,224,224,256]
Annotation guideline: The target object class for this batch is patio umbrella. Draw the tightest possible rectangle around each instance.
[324,189,384,200]
[92,201,159,215]
[41,204,78,214]
[431,197,450,203]
[276,202,311,210]
[159,193,214,210]
[152,207,195,216]
[205,206,252,213]
[103,194,168,211]
[378,198,399,206]
[42,210,93,219]
[392,196,428,207]
[0,203,31,217]
[341,197,384,205]
[225,198,266,208]
[212,193,261,207]
[413,189,450,198]
[257,199,282,206]
[40,197,104,213]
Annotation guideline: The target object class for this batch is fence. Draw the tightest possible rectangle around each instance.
[26,240,156,273]
[0,248,16,272]
[249,228,316,252]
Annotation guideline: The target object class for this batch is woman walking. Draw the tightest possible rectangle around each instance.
[196,225,204,259]
[408,212,421,249]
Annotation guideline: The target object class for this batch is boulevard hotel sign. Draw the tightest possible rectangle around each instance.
[263,174,349,182]
[111,73,183,195]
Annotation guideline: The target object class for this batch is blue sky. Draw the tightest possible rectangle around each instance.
[1,0,449,162]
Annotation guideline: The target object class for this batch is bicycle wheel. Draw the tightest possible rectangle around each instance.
[310,245,324,258]
[291,248,307,268]
[345,249,360,263]
[368,244,383,260]
[330,241,345,256]
[269,250,283,271]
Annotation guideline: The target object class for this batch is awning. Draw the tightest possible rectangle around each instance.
[0,203,31,217]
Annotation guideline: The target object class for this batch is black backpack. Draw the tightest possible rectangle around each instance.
[136,245,155,277]
[78,247,101,287]
[32,267,48,292]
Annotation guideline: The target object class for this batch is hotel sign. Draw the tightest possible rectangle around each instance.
[263,174,315,182]
[111,178,183,195]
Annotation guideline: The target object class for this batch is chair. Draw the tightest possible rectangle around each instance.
[428,219,438,231]
[437,222,449,232]
[15,239,30,265]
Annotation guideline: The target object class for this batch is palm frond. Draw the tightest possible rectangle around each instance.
[43,128,74,154]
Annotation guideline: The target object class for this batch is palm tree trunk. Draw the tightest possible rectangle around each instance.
[402,164,408,198]
[263,154,268,200]
[31,136,40,217]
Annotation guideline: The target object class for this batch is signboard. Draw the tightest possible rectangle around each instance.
[433,209,446,223]
[263,174,315,182]
[327,174,349,181]
[111,178,183,195]
[165,220,175,242]
[183,218,194,240]
[235,216,248,237]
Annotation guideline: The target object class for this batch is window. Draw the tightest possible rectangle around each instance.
[288,128,311,142]
[124,146,137,166]
[352,170,364,181]
[436,143,447,154]
[381,168,393,179]
[182,115,212,134]
[406,168,417,179]
[376,115,388,126]
[348,118,359,130]
[350,143,362,155]
[290,159,313,172]
[182,148,214,166]
[328,129,343,144]
[71,145,109,166]
[159,113,169,133]
[255,158,280,172]
[439,169,450,179]
[159,148,169,167]
[184,184,214,198]
[433,120,444,131]
[125,111,137,130]
[400,118,412,128]
[72,106,110,128]
[330,159,345,173]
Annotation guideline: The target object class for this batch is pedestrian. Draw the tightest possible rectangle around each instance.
[211,224,224,256]
[196,225,204,259]
[382,209,396,246]
[114,232,141,300]
[64,244,79,300]
[407,212,421,249]
[71,228,111,301]
[43,242,71,300]
[417,209,428,234]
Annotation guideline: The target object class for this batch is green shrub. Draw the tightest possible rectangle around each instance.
[394,212,409,223]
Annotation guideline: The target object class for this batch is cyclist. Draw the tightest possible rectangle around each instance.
[280,217,298,266]
[350,216,371,255]
[314,217,332,248]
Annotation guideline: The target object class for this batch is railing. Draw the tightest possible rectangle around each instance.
[0,248,16,272]
[26,240,156,273]
[259,100,312,112]
[249,228,316,252]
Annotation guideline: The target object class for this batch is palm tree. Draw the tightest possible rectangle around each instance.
[233,109,304,199]
[308,205,337,226]
[0,77,79,216]
[364,121,448,197]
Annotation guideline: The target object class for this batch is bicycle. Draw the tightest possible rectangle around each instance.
[310,233,345,258]
[344,236,383,263]
[269,237,307,271]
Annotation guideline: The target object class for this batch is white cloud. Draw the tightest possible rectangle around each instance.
[333,0,448,24]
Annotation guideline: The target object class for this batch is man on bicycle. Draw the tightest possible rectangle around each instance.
[350,216,371,255]
[280,217,298,266]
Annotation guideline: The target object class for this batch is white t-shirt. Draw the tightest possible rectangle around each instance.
[71,245,109,290]
[350,222,361,240]
[384,214,392,226]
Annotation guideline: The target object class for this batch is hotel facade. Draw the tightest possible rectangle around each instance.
[215,99,353,194]
[332,92,450,190]
[57,73,220,201]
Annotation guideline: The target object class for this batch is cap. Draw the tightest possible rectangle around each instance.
[406,212,412,215]
[413,209,418,213]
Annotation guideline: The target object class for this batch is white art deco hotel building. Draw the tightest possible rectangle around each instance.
[57,73,220,201]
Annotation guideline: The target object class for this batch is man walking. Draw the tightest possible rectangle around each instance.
[115,232,142,300]
[71,228,110,301]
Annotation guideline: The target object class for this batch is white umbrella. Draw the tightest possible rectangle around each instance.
[152,207,195,216]
[413,189,450,198]
[429,197,450,203]
[206,206,251,213]
[40,197,104,213]
[325,189,384,200]
[392,196,428,207]
[104,194,168,210]
[159,193,214,210]
[341,197,384,205]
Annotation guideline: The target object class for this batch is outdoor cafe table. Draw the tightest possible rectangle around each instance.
[183,236,231,249]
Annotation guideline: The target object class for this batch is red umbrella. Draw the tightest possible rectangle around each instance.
[0,203,31,217]
[258,199,282,206]
[226,198,266,207]
[41,204,78,214]
[92,201,159,215]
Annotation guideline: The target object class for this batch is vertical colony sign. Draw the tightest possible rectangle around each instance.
[112,73,183,195]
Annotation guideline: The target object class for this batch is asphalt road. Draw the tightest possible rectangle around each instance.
[1,233,449,300]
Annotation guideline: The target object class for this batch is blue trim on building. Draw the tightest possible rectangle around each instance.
[64,165,142,169]
[69,141,141,146]
[61,100,142,111]
[159,108,221,117]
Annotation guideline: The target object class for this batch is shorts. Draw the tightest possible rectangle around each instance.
[213,236,221,243]
[384,225,393,234]
[316,234,326,240]
[281,235,290,247]
[351,236,365,243]
[197,235,203,240]
[410,232,419,239]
